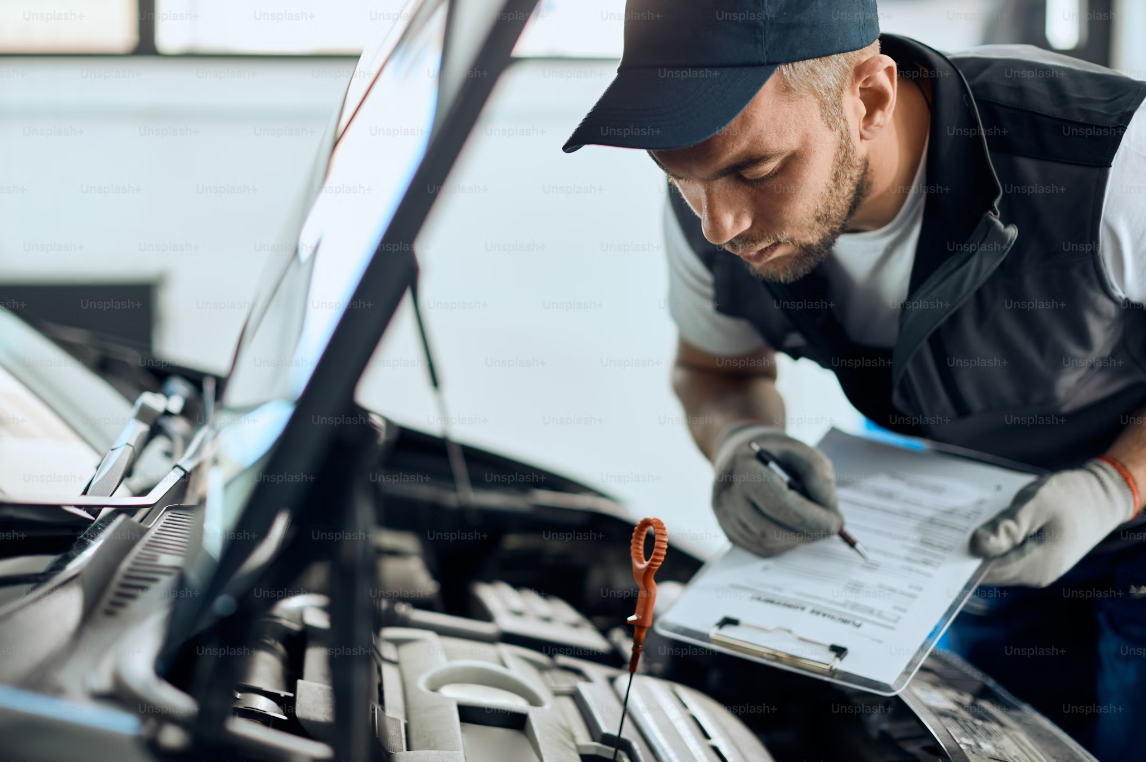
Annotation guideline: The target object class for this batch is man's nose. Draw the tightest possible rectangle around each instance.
[698,184,752,247]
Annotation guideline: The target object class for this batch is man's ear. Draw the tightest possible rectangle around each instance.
[851,53,897,141]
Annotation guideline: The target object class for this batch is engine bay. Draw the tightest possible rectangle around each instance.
[149,425,1090,762]
[0,415,1097,762]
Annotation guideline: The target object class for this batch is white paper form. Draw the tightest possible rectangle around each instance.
[657,429,1038,689]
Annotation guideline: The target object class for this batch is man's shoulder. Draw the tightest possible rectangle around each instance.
[950,43,1146,125]
[946,44,1146,168]
[949,43,1116,76]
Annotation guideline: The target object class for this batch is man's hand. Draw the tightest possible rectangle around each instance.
[712,422,843,556]
[970,460,1136,587]
[670,337,841,555]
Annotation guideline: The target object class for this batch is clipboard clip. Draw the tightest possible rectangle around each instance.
[710,617,848,675]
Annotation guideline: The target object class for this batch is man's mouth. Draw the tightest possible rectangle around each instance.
[736,241,783,265]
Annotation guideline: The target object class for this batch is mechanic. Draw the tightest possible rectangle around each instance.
[562,1,1146,759]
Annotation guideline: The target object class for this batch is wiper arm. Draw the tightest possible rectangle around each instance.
[84,391,168,500]
[0,468,186,535]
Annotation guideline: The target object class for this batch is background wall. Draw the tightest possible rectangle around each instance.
[0,56,355,366]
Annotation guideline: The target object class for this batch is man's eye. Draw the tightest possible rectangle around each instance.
[741,171,775,186]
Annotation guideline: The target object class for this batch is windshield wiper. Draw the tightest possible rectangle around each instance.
[83,391,168,501]
[0,381,203,553]
[84,374,202,501]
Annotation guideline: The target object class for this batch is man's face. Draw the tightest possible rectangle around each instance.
[651,75,870,283]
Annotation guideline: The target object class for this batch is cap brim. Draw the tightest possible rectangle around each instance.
[562,64,777,153]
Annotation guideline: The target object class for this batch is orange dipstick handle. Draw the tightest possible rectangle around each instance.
[626,517,667,672]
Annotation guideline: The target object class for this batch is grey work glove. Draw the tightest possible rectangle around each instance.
[970,459,1136,588]
[711,422,843,557]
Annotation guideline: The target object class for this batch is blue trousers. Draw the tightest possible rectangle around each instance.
[944,540,1146,762]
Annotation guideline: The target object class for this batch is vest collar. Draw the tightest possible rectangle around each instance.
[879,36,1019,410]
[878,34,1008,295]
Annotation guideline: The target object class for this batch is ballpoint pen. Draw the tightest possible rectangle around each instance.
[748,440,871,561]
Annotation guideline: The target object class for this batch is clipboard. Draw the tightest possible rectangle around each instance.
[654,427,1044,696]
[655,557,992,695]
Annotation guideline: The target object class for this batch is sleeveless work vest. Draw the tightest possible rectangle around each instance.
[670,34,1146,473]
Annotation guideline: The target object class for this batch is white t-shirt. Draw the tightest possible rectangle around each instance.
[666,100,1146,355]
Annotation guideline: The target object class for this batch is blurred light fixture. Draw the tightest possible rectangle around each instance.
[1045,0,1087,50]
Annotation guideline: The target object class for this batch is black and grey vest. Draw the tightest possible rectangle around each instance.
[670,34,1146,473]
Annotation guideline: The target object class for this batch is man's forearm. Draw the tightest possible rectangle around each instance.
[672,364,787,462]
[1104,402,1146,515]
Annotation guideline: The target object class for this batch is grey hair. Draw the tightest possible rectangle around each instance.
[776,40,882,129]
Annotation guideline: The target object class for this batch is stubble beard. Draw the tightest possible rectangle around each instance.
[731,123,872,284]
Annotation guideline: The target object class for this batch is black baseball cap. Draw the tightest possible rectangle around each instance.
[562,0,880,153]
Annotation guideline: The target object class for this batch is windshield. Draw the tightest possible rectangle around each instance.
[138,3,454,652]
[200,0,444,548]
